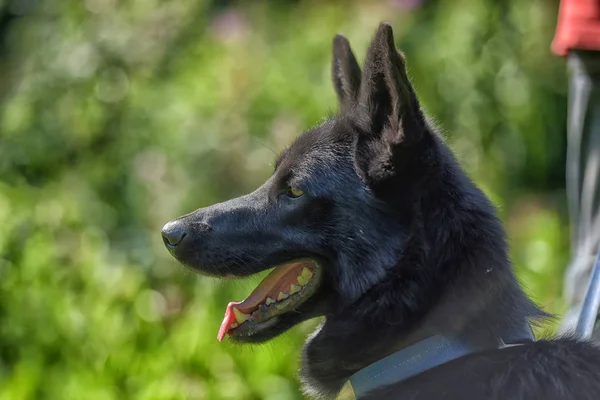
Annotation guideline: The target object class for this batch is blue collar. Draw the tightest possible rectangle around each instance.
[342,325,535,399]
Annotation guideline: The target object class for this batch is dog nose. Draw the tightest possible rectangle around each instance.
[162,220,186,247]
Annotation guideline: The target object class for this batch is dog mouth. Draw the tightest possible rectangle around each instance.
[217,259,323,341]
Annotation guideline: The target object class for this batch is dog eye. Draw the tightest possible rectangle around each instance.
[285,187,304,198]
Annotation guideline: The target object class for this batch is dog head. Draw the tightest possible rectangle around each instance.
[162,23,443,343]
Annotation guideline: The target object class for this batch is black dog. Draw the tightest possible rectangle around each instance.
[162,23,600,399]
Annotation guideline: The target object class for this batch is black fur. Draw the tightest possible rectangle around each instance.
[162,23,600,399]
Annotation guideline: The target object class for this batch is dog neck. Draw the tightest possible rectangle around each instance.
[300,195,546,398]
[300,274,542,400]
[337,323,534,400]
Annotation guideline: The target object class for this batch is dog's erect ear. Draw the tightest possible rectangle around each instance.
[353,23,427,185]
[358,22,424,140]
[332,34,361,113]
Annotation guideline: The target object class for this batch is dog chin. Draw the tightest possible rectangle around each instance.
[229,298,328,344]
[228,315,299,343]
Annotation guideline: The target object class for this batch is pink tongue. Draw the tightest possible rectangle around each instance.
[218,301,243,342]
[216,260,313,341]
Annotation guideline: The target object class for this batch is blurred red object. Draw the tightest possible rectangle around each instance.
[552,0,600,56]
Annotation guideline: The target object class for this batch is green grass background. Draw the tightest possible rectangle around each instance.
[0,0,573,398]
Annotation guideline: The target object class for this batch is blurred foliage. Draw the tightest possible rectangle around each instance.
[0,0,572,398]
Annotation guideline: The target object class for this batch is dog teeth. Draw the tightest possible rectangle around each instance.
[297,275,308,286]
[301,267,313,281]
[230,322,238,329]
[289,284,301,295]
[266,297,275,305]
[278,292,289,301]
[233,308,250,324]
[297,267,313,286]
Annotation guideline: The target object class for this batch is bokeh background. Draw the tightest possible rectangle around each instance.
[0,0,573,399]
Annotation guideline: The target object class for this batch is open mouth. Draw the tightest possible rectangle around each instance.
[217,259,323,341]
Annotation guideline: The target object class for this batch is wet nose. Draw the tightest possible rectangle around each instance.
[161,220,186,247]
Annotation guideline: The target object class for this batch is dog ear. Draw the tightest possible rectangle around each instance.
[353,23,427,185]
[332,34,361,113]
